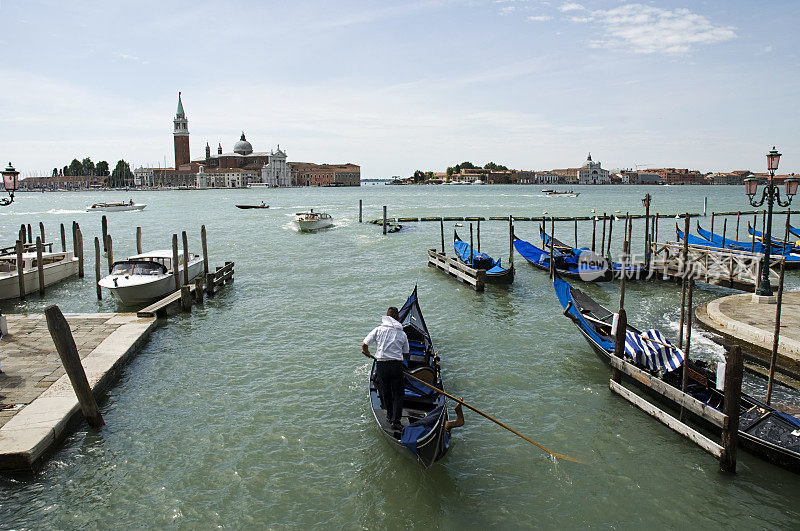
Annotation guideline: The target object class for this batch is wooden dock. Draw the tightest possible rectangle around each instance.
[137,261,235,318]
[427,249,485,291]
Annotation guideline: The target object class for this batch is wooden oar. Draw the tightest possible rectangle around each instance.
[363,352,583,463]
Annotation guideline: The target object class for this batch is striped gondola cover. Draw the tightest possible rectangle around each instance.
[624,329,684,373]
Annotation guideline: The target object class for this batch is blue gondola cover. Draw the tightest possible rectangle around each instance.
[401,404,445,455]
[624,329,684,373]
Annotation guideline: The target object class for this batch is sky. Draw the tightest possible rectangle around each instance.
[1,0,799,178]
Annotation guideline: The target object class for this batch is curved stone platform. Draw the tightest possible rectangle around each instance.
[696,292,800,381]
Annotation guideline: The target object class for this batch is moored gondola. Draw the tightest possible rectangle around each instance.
[368,287,450,467]
[539,228,643,279]
[553,275,800,473]
[453,230,514,283]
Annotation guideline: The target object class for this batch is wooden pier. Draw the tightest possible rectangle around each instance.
[427,249,485,291]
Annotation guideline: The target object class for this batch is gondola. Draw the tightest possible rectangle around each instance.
[453,230,514,283]
[553,275,800,473]
[748,222,800,250]
[539,228,644,280]
[513,234,611,281]
[368,287,450,467]
[788,224,800,239]
[693,224,800,268]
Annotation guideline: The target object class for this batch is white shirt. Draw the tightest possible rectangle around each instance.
[363,315,410,361]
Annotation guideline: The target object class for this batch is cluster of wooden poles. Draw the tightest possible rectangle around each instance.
[11,220,85,299]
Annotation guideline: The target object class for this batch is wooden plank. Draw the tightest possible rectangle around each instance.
[608,356,727,428]
[137,284,197,317]
[609,380,723,458]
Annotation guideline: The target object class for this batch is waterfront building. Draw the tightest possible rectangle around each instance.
[290,162,361,186]
[619,170,664,185]
[577,153,610,184]
[261,146,291,187]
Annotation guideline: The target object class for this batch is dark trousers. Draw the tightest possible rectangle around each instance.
[375,360,403,423]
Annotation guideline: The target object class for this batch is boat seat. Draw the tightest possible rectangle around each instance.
[404,367,437,401]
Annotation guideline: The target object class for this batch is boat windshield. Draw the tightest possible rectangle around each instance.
[110,261,167,276]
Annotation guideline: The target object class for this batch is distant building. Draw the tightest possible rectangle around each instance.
[261,146,291,187]
[645,168,706,185]
[290,163,361,186]
[619,170,663,185]
[550,153,609,185]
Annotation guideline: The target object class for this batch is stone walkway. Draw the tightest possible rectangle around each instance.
[0,313,156,471]
[1,315,124,428]
[696,292,800,380]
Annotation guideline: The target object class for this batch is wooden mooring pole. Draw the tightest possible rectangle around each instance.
[710,212,715,238]
[182,230,190,285]
[180,285,192,312]
[77,228,84,278]
[591,217,597,251]
[19,224,26,244]
[606,215,614,259]
[600,214,607,257]
[382,206,387,235]
[15,240,25,299]
[359,199,363,223]
[678,215,690,349]
[44,305,104,428]
[680,275,695,422]
[643,194,651,269]
[60,223,66,252]
[27,224,32,243]
[720,345,742,473]
[477,219,481,253]
[201,225,209,278]
[172,234,180,290]
[469,223,474,266]
[105,235,114,273]
[509,215,514,268]
[136,226,143,254]
[39,222,45,244]
[101,215,108,252]
[574,218,578,248]
[440,218,445,254]
[36,237,45,295]
[766,256,787,405]
[611,218,630,383]
[94,237,102,300]
[751,213,757,253]
[736,211,741,240]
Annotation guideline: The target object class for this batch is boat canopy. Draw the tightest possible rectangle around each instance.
[624,329,684,373]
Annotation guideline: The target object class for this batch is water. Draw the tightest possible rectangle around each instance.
[1,185,799,528]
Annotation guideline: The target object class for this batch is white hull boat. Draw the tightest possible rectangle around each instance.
[293,211,334,232]
[98,250,204,306]
[0,250,79,300]
[86,201,147,212]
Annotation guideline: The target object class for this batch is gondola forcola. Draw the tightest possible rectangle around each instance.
[364,286,582,466]
[553,275,800,473]
[452,230,513,283]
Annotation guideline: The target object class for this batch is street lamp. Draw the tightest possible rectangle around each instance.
[745,147,797,297]
[1,162,19,206]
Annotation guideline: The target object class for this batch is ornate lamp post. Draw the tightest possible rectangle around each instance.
[1,162,19,206]
[744,147,799,296]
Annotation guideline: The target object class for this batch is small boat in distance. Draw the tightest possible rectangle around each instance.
[368,286,451,467]
[86,200,146,212]
[0,248,79,300]
[98,249,204,306]
[293,210,333,232]
[544,190,580,197]
[235,203,269,209]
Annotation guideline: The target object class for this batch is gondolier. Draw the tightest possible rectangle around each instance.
[362,307,409,431]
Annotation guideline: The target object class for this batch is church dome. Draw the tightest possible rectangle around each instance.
[233,132,253,155]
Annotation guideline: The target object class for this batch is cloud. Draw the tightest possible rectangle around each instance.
[527,15,552,21]
[559,3,584,12]
[115,52,149,65]
[571,4,735,54]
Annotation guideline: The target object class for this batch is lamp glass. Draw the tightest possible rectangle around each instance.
[744,177,758,196]
[786,177,799,197]
[767,148,782,171]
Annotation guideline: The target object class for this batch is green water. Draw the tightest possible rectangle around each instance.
[1,185,799,529]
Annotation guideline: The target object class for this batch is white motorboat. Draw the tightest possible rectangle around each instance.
[86,201,147,212]
[293,210,334,232]
[545,190,580,197]
[0,249,79,300]
[98,250,204,306]
[473,179,485,185]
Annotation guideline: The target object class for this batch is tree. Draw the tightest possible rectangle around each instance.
[484,161,508,171]
[81,157,95,176]
[412,170,426,183]
[96,160,109,177]
[62,165,69,176]
[110,159,133,187]
[52,168,58,177]
[68,159,83,176]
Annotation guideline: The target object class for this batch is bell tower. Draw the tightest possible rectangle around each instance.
[173,92,190,169]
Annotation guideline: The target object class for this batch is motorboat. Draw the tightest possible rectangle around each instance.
[235,203,269,209]
[473,179,485,185]
[0,249,79,300]
[545,190,580,197]
[293,210,334,232]
[86,201,146,212]
[98,249,204,306]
